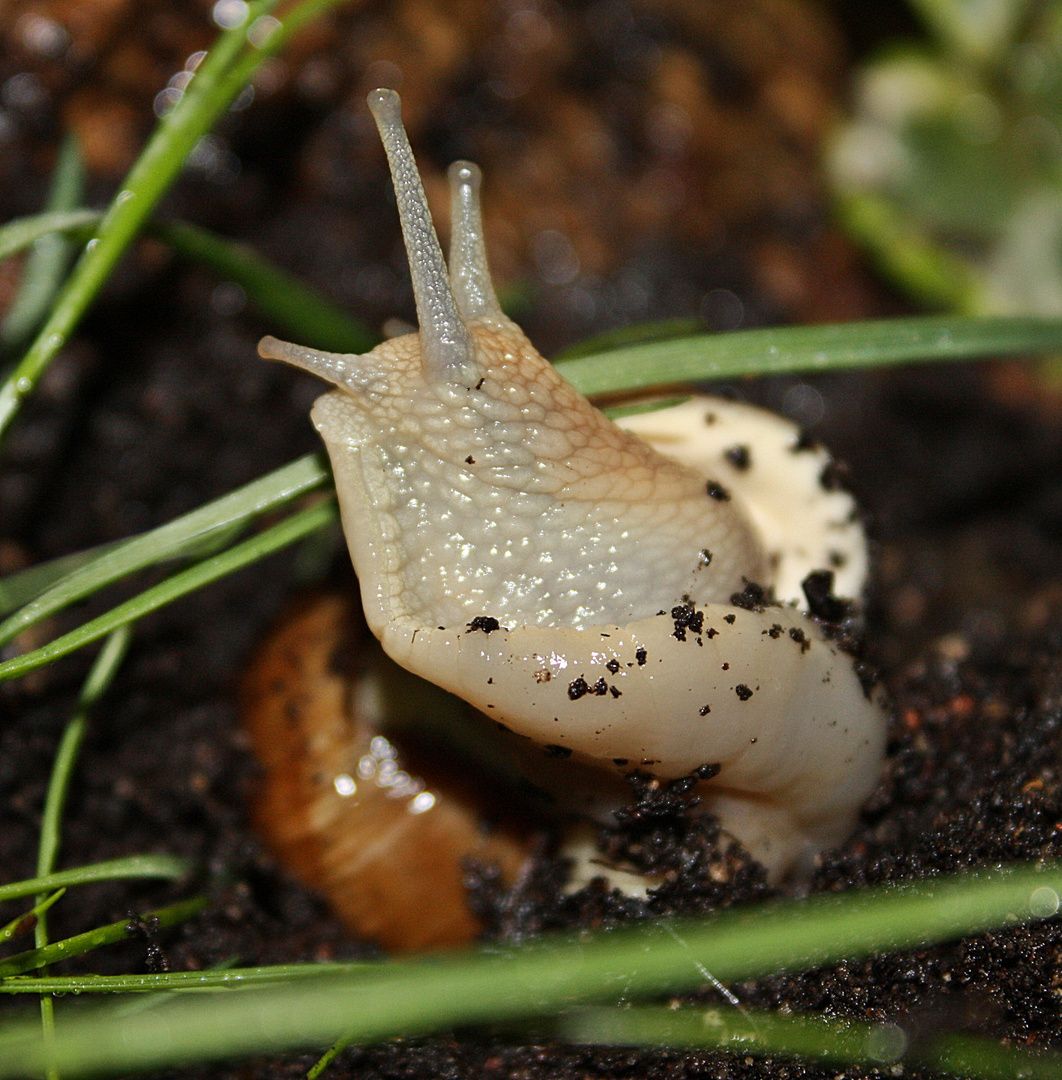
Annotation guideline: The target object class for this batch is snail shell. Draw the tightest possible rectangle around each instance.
[258,89,887,883]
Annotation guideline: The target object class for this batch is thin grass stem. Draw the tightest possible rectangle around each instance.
[555,314,1062,396]
[0,893,64,948]
[307,1028,357,1079]
[0,857,190,906]
[920,1032,1062,1080]
[0,135,84,357]
[0,964,372,995]
[32,627,131,1079]
[0,499,336,683]
[0,897,208,979]
[150,219,375,352]
[36,628,132,887]
[0,210,375,355]
[0,211,99,264]
[0,453,329,649]
[0,0,354,441]
[558,1004,907,1065]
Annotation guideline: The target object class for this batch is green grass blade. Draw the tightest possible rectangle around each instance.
[0,209,376,362]
[0,861,1057,1075]
[33,621,133,1053]
[36,628,131,885]
[0,897,207,979]
[920,1033,1062,1080]
[1,136,85,356]
[837,192,984,312]
[35,715,84,888]
[0,856,190,906]
[0,965,372,995]
[31,628,130,1070]
[150,219,375,352]
[0,211,99,264]
[0,498,336,683]
[562,1005,1062,1078]
[210,0,355,111]
[0,0,290,441]
[602,396,690,420]
[0,893,64,947]
[559,1005,907,1066]
[0,540,124,619]
[0,453,328,649]
[72,624,133,709]
[555,314,1062,396]
[307,1028,356,1079]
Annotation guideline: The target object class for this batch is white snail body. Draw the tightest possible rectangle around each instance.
[259,89,887,880]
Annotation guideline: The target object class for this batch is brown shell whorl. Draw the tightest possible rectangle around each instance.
[240,594,534,952]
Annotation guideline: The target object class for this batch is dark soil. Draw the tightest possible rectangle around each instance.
[2,2,1062,1078]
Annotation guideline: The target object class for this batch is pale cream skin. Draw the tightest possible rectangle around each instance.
[260,88,887,880]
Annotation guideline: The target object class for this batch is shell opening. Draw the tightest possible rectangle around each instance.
[367,88,481,389]
[447,161,503,322]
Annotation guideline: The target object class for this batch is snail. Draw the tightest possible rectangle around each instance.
[255,88,888,899]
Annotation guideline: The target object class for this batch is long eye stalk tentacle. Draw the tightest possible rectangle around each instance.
[367,89,480,388]
[258,336,351,384]
[447,161,504,322]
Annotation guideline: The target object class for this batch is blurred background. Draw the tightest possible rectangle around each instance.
[0,0,916,358]
[8,0,1059,346]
